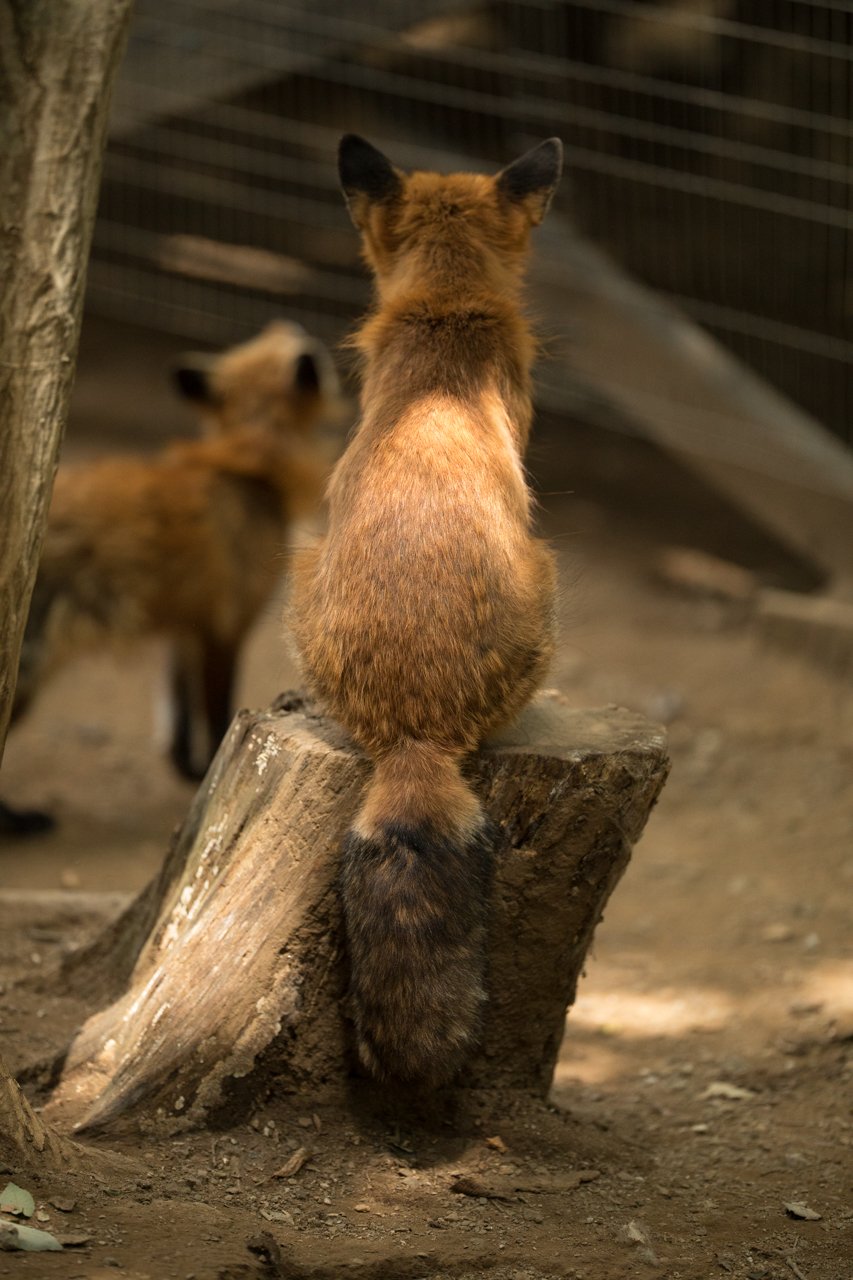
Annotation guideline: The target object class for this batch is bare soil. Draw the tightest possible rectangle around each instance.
[0,334,850,1278]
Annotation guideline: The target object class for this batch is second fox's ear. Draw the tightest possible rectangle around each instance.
[172,356,217,404]
[496,138,563,226]
[293,351,321,395]
[338,134,402,228]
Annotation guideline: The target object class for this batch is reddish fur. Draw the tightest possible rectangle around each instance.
[14,321,334,780]
[291,140,562,1083]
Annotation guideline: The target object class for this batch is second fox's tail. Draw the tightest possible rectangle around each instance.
[340,741,495,1086]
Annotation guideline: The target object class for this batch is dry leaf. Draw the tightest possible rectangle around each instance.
[626,1220,651,1245]
[0,1183,34,1218]
[271,1147,310,1178]
[450,1176,512,1201]
[485,1135,507,1154]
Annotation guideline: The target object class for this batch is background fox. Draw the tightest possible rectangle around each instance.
[2,321,336,836]
[292,135,563,1085]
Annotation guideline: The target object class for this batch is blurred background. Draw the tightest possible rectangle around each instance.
[88,0,853,438]
[72,0,853,581]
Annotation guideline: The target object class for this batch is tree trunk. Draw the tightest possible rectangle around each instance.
[46,691,668,1137]
[0,0,132,1170]
[0,0,132,753]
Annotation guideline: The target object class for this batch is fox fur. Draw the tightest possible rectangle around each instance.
[2,321,334,836]
[291,136,563,1085]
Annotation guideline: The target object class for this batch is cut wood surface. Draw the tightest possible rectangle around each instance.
[47,691,668,1136]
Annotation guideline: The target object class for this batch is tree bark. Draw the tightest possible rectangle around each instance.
[0,0,132,1171]
[47,691,668,1137]
[0,1051,79,1170]
[0,0,132,754]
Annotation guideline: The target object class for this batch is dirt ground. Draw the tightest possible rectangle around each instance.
[0,329,851,1279]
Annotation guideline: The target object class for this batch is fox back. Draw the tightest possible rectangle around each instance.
[292,137,562,1084]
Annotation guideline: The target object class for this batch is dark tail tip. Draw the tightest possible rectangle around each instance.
[340,820,495,1086]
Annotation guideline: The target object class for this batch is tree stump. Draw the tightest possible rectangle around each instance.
[46,691,668,1136]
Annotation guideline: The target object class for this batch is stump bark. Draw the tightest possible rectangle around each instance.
[47,691,668,1135]
[0,1051,78,1171]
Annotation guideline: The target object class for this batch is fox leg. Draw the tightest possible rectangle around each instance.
[200,635,237,770]
[168,636,202,781]
[168,635,237,782]
[0,800,56,838]
[0,587,58,837]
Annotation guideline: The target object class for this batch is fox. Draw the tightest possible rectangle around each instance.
[1,320,336,837]
[291,135,563,1085]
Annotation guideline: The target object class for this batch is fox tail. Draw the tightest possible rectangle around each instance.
[340,740,495,1086]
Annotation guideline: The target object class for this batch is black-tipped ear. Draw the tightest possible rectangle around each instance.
[338,134,402,228]
[294,351,321,396]
[496,138,563,225]
[172,358,216,404]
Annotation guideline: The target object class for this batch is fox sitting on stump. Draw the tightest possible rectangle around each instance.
[292,136,563,1085]
[2,321,336,836]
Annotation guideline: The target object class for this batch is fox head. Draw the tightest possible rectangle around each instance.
[173,321,338,436]
[338,136,563,298]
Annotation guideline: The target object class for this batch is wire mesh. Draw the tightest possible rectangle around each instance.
[88,0,853,447]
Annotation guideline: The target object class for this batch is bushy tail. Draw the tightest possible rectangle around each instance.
[340,741,494,1086]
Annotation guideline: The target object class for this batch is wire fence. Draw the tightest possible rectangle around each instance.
[89,0,853,446]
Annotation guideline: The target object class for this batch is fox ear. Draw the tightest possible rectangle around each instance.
[172,356,217,404]
[293,351,321,395]
[496,138,563,226]
[338,134,402,228]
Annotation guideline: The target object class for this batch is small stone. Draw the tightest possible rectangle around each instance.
[784,1201,821,1220]
[761,923,795,943]
[258,1208,294,1225]
[701,1081,755,1101]
[521,1207,544,1224]
[789,1000,823,1016]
